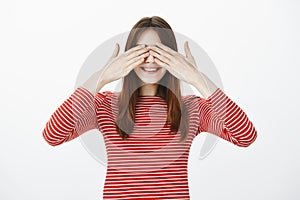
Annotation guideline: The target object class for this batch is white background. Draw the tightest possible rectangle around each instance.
[1,0,299,199]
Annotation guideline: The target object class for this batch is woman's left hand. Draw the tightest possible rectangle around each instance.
[147,41,200,85]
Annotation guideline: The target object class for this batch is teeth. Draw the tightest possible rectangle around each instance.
[142,67,160,72]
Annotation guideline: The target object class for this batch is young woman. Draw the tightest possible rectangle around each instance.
[42,16,258,199]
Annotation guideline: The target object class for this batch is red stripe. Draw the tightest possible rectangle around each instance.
[42,86,258,198]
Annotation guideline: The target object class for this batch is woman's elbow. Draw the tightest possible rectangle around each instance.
[42,128,64,147]
[234,129,258,148]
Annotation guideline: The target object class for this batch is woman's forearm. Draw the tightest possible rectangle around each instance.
[81,69,107,96]
[191,72,219,99]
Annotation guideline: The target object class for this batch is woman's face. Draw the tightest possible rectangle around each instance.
[133,29,167,84]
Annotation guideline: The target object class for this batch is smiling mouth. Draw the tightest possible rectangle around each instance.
[141,67,162,72]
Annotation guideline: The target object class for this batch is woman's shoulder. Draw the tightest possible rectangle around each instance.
[182,93,202,102]
[95,90,119,99]
[181,93,207,112]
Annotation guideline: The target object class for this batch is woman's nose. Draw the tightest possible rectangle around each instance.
[145,53,155,63]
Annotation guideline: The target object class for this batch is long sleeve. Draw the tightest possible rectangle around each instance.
[195,88,258,147]
[42,87,108,146]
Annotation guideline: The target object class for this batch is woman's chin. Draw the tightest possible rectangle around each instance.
[140,78,159,84]
[134,68,166,84]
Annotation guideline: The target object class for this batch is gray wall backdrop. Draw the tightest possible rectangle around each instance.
[0,0,299,199]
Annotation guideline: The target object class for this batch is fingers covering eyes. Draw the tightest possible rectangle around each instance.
[125,44,146,56]
[127,47,149,60]
[126,51,149,68]
[149,50,170,64]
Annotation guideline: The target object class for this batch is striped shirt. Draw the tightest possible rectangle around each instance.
[42,87,257,199]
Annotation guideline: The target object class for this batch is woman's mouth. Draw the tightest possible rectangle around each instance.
[141,67,162,73]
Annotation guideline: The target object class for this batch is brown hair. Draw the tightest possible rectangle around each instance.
[115,16,189,143]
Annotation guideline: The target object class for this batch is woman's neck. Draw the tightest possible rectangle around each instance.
[140,84,158,96]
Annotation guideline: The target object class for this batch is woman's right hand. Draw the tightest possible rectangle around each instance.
[82,43,149,95]
[99,43,149,85]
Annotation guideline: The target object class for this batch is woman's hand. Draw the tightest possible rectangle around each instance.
[83,43,149,95]
[147,41,200,85]
[148,41,219,98]
[100,43,149,84]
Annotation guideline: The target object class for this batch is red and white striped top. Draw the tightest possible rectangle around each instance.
[42,87,257,199]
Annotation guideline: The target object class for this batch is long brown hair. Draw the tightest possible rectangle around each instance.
[115,16,189,143]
